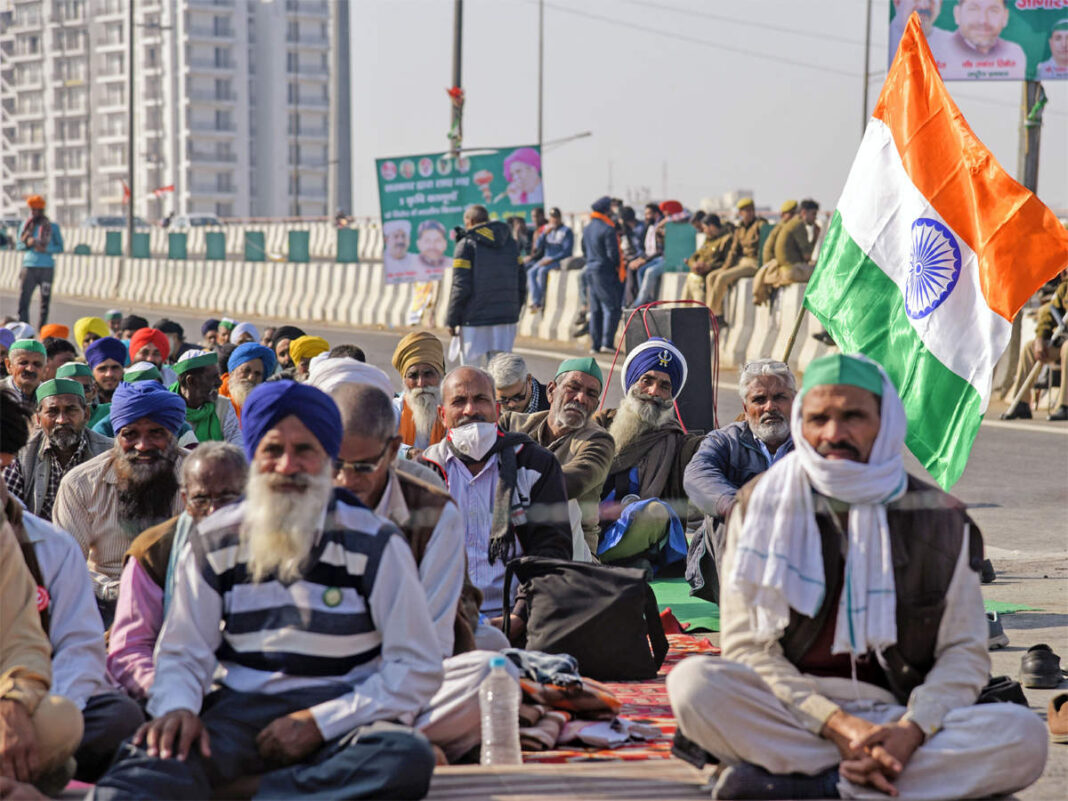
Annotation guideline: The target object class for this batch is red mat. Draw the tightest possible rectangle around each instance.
[522,634,720,763]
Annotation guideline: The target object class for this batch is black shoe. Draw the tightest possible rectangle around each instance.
[980,557,996,584]
[812,331,836,346]
[1000,401,1032,420]
[1021,644,1065,689]
[713,314,727,329]
[977,674,1030,706]
[1048,405,1068,421]
[712,762,840,800]
[988,611,1009,650]
[671,731,718,769]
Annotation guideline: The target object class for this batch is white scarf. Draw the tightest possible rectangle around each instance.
[729,357,908,656]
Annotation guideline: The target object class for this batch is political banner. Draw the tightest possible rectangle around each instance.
[889,1,1068,81]
[376,145,543,284]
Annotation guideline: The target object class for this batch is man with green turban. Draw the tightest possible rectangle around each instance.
[171,350,242,446]
[2,377,112,521]
[498,356,615,558]
[668,353,1045,801]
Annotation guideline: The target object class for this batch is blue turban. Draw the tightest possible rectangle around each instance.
[0,328,14,350]
[591,195,612,214]
[621,337,688,399]
[110,380,187,435]
[228,342,277,377]
[201,318,220,336]
[85,336,129,369]
[241,380,341,461]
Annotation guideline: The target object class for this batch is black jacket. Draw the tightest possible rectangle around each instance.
[446,220,525,328]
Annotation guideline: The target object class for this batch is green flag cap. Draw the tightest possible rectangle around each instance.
[172,351,218,375]
[124,363,162,383]
[35,378,86,404]
[556,356,604,386]
[56,362,93,379]
[801,353,883,398]
[10,339,46,356]
[218,319,236,331]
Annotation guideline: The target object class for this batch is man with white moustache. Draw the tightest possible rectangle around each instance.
[391,331,447,454]
[90,381,440,800]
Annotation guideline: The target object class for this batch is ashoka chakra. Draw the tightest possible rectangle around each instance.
[905,217,962,319]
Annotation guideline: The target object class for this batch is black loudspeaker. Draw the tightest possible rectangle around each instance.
[623,306,716,433]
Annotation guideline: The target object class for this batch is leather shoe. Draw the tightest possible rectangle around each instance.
[988,612,1009,650]
[1049,405,1068,421]
[1000,401,1032,420]
[1021,643,1065,689]
[980,557,996,584]
[1048,693,1068,743]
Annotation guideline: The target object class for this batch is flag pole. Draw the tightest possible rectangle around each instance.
[780,302,807,363]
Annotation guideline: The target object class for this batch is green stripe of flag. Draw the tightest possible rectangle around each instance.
[804,211,983,488]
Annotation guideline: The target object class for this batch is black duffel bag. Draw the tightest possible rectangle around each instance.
[502,556,669,681]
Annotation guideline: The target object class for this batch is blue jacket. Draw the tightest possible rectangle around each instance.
[581,216,619,274]
[541,225,574,263]
[683,421,794,524]
[17,218,63,268]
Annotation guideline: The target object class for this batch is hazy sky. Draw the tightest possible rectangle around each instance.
[348,0,1067,217]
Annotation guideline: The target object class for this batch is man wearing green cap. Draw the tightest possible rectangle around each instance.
[58,361,111,431]
[498,357,615,558]
[2,378,112,521]
[669,353,1045,801]
[2,339,47,405]
[171,350,242,446]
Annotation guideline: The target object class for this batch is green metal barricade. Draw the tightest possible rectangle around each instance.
[168,232,187,260]
[336,228,359,263]
[105,231,122,256]
[205,231,226,261]
[288,230,310,263]
[244,231,266,262]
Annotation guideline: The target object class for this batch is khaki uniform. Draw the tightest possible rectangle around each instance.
[1007,280,1068,409]
[753,217,821,305]
[707,217,767,316]
[750,218,790,305]
[682,228,733,308]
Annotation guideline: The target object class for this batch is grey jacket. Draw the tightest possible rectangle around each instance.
[17,427,114,520]
[683,421,794,525]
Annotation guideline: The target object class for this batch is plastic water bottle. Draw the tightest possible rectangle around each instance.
[479,655,521,765]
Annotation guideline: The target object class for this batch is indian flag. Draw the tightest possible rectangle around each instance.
[805,13,1068,489]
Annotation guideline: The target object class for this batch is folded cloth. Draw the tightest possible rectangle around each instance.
[519,677,621,718]
[558,718,663,748]
[504,648,582,687]
[519,710,570,751]
[519,703,546,728]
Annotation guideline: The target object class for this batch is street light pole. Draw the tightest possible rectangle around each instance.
[449,0,463,158]
[126,0,135,255]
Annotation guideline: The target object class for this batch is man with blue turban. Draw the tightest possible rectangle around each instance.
[94,380,441,801]
[85,336,128,405]
[52,381,187,621]
[593,337,703,570]
[225,342,277,414]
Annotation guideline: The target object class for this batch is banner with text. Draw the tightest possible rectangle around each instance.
[376,145,543,284]
[889,1,1067,81]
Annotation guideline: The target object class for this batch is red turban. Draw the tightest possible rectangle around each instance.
[659,200,683,216]
[128,327,170,362]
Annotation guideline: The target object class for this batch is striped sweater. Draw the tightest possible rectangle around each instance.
[148,488,443,740]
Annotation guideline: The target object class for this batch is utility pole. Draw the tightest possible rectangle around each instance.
[537,0,544,152]
[861,0,872,134]
[999,79,1048,395]
[449,0,463,158]
[126,0,135,255]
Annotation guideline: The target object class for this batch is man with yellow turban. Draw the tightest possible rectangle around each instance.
[74,317,110,354]
[390,331,446,453]
[287,335,329,380]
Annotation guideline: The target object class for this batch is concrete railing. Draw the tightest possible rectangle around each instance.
[0,250,1032,383]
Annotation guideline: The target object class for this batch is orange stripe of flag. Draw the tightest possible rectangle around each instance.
[872,13,1068,322]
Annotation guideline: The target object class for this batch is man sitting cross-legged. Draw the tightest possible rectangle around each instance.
[667,354,1047,800]
[90,381,440,801]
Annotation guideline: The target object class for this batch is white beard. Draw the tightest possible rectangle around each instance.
[230,377,259,407]
[240,462,333,583]
[406,386,441,444]
[752,417,789,446]
[609,389,674,450]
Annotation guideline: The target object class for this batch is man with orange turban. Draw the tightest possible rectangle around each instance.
[17,195,63,326]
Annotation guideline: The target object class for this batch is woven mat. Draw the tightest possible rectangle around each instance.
[522,633,720,764]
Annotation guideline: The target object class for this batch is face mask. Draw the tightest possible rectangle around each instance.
[449,421,499,461]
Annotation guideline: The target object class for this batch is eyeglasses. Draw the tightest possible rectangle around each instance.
[333,443,391,476]
[497,379,531,406]
[187,492,241,514]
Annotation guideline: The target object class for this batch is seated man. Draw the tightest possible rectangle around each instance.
[668,354,1047,800]
[707,198,768,325]
[329,382,514,761]
[632,200,690,309]
[128,328,176,386]
[171,350,242,445]
[92,381,440,800]
[287,335,329,380]
[594,338,702,568]
[423,367,571,638]
[224,342,277,416]
[498,357,615,560]
[755,197,821,305]
[525,207,573,313]
[0,510,83,796]
[2,338,47,406]
[683,359,795,598]
[85,336,127,406]
[52,382,187,620]
[56,362,105,428]
[107,443,248,701]
[391,331,447,452]
[42,336,77,381]
[487,352,550,415]
[1003,270,1067,421]
[3,377,113,521]
[681,214,732,309]
[269,325,305,374]
[750,199,798,306]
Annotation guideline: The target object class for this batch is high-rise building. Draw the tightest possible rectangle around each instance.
[0,0,350,226]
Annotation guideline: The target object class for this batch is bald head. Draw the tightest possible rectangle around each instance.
[330,382,396,443]
[440,366,498,429]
